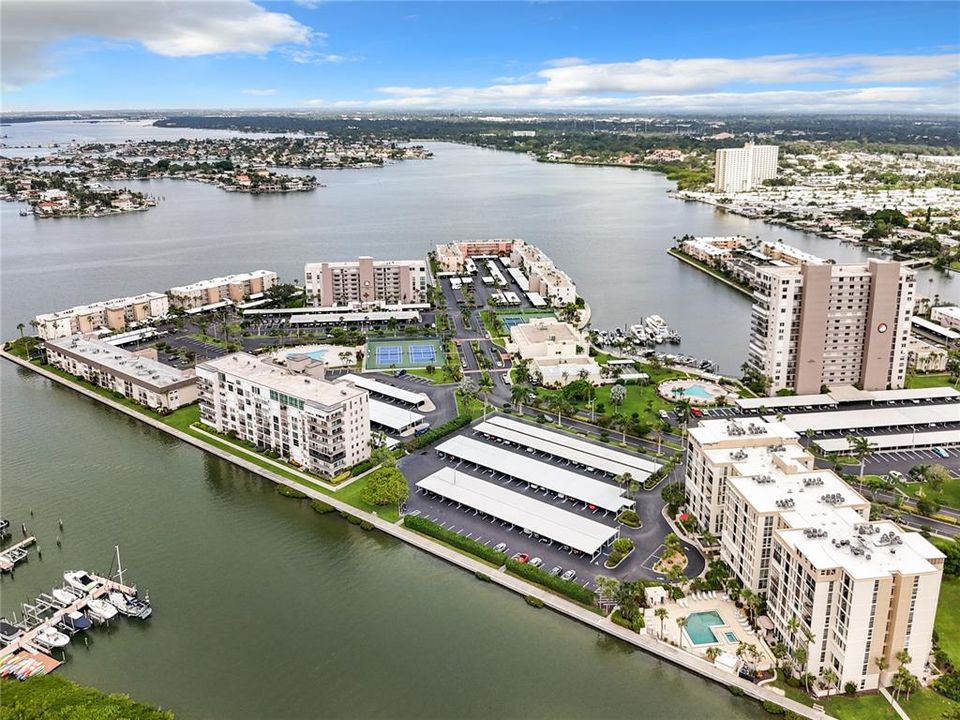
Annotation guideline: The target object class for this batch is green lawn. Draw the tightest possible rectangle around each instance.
[824,692,899,720]
[897,688,960,720]
[907,373,956,390]
[937,578,960,663]
[900,479,960,512]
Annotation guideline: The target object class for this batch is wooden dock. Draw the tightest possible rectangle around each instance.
[0,536,36,572]
[0,574,139,665]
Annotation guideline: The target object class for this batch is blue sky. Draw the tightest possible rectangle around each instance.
[2,1,958,113]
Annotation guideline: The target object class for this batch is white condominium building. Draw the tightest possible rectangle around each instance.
[44,335,197,412]
[748,260,915,395]
[686,416,943,693]
[714,142,779,193]
[168,270,278,311]
[196,353,370,477]
[685,416,802,536]
[434,239,516,272]
[34,292,169,340]
[931,305,960,331]
[303,257,427,307]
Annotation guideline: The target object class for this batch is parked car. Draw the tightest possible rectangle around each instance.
[888,470,905,482]
[494,543,508,553]
[512,553,529,564]
[659,410,670,421]
[561,570,577,581]
[690,407,704,418]
[933,447,950,458]
[549,566,563,576]
[394,369,407,377]
[530,557,544,568]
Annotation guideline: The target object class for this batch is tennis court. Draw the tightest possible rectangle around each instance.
[365,337,446,370]
[497,310,557,329]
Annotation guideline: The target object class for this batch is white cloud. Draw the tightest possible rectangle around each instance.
[242,88,277,96]
[1,0,313,90]
[361,53,960,113]
[285,49,356,65]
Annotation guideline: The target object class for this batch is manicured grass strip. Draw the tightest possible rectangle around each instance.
[403,515,508,565]
[406,413,473,449]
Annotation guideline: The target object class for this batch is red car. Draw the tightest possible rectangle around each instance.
[690,407,704,418]
[512,552,529,564]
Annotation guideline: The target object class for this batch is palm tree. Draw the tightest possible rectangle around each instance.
[478,373,494,419]
[821,668,838,696]
[16,322,24,338]
[610,411,629,443]
[676,616,689,649]
[549,396,574,427]
[654,607,669,639]
[705,646,722,663]
[874,655,889,681]
[511,384,529,413]
[846,435,875,491]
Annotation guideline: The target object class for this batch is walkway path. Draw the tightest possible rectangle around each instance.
[3,349,831,720]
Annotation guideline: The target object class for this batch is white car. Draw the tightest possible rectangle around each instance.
[530,557,544,568]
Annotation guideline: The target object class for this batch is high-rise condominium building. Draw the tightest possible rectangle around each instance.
[196,353,370,478]
[714,142,779,193]
[303,257,427,307]
[685,416,943,692]
[748,260,915,395]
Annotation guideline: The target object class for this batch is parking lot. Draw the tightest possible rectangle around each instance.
[399,421,704,589]
[859,446,960,475]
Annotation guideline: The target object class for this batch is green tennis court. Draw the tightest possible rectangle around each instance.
[365,337,446,370]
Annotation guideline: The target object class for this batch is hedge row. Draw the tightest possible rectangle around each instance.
[406,414,473,449]
[403,515,508,565]
[505,558,595,605]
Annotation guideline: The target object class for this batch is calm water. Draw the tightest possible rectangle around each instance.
[0,120,953,718]
[2,121,955,373]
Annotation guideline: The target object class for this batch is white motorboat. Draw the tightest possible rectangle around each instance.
[51,587,81,607]
[63,570,100,594]
[107,591,152,619]
[34,626,70,649]
[86,598,118,621]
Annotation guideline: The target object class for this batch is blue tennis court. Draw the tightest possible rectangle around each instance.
[408,344,437,363]
[501,316,526,329]
[376,345,403,365]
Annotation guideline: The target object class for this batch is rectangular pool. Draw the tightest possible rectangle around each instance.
[684,610,724,645]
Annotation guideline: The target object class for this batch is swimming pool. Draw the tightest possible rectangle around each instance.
[724,631,738,643]
[684,610,725,645]
[681,384,714,400]
[296,349,328,362]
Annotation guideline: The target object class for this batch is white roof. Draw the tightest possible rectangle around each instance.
[526,292,547,307]
[290,310,420,324]
[737,394,838,410]
[435,435,631,512]
[776,404,960,433]
[417,467,617,555]
[913,316,960,340]
[340,373,428,407]
[369,399,423,431]
[46,335,192,389]
[869,387,960,401]
[507,267,530,291]
[243,303,429,316]
[185,299,232,315]
[816,430,960,452]
[481,415,661,478]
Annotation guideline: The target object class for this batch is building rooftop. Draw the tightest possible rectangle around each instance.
[688,416,799,445]
[46,335,191,388]
[35,292,167,322]
[169,270,275,294]
[511,318,581,345]
[200,352,367,407]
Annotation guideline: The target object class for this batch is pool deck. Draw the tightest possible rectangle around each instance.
[645,593,774,668]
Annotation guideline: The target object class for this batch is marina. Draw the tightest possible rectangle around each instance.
[0,548,152,681]
[0,536,36,573]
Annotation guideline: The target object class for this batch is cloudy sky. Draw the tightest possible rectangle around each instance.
[2,1,958,113]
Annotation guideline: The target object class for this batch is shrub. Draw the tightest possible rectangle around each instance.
[403,515,508,565]
[338,511,362,525]
[727,685,745,696]
[475,571,490,582]
[761,700,785,715]
[310,499,335,514]
[406,414,472,449]
[360,520,374,531]
[276,484,307,499]
[612,537,634,554]
[843,681,857,695]
[505,558,595,605]
[524,595,545,608]
[934,672,960,702]
[617,510,641,528]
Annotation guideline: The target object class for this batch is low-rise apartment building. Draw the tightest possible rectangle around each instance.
[931,306,960,331]
[434,239,576,308]
[748,260,915,395]
[168,270,278,311]
[303,257,427,307]
[196,353,370,477]
[34,292,169,340]
[908,337,950,373]
[44,335,197,412]
[507,318,601,386]
[687,416,943,693]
